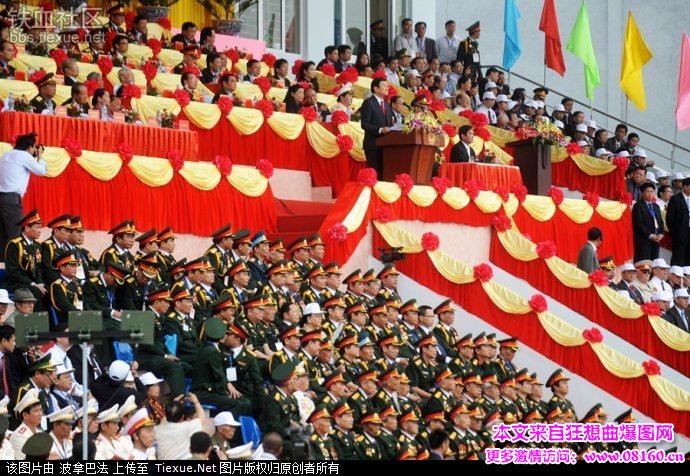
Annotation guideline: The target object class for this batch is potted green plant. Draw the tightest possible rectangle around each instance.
[137,0,180,23]
[196,0,258,36]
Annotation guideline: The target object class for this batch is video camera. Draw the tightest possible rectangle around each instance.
[281,427,311,460]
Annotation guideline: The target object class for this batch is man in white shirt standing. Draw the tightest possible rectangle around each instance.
[435,20,459,64]
[0,132,47,260]
[393,18,417,57]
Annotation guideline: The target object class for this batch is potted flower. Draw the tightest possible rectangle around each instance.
[137,0,180,23]
[196,0,258,36]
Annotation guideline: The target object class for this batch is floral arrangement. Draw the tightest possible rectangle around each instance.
[516,120,567,147]
[331,110,349,127]
[65,103,82,118]
[337,67,359,85]
[463,179,483,200]
[117,143,134,165]
[612,156,629,171]
[371,69,387,80]
[494,186,509,202]
[167,149,184,172]
[182,64,201,78]
[142,61,158,83]
[442,123,457,138]
[327,222,348,242]
[49,48,68,71]
[421,232,440,251]
[511,184,528,203]
[548,187,564,206]
[588,270,610,287]
[301,107,317,123]
[536,241,557,260]
[385,84,398,102]
[374,204,394,223]
[640,302,661,317]
[336,134,354,153]
[431,176,452,196]
[122,84,142,100]
[584,192,600,209]
[491,214,512,232]
[174,89,191,107]
[291,59,304,76]
[217,96,233,115]
[619,192,633,207]
[473,263,493,283]
[357,168,378,187]
[528,294,548,313]
[261,53,276,68]
[642,360,661,376]
[394,173,414,195]
[402,111,443,136]
[157,18,172,31]
[13,95,33,113]
[582,328,603,343]
[147,38,163,56]
[159,110,175,128]
[214,155,233,175]
[97,56,114,75]
[566,141,583,156]
[253,76,272,96]
[124,109,141,125]
[255,99,275,118]
[62,137,82,159]
[256,159,274,178]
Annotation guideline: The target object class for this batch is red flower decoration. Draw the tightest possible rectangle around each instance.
[147,38,162,56]
[429,99,445,112]
[583,328,604,344]
[291,59,304,76]
[473,263,493,283]
[162,89,175,99]
[167,149,184,173]
[49,48,68,71]
[415,89,432,103]
[511,184,528,203]
[374,205,394,223]
[320,63,336,77]
[225,48,241,65]
[253,76,272,96]
[327,222,348,242]
[442,123,457,138]
[566,142,583,156]
[157,17,172,30]
[142,61,158,83]
[463,179,481,200]
[385,85,398,102]
[641,302,662,317]
[372,69,387,80]
[261,53,276,68]
[125,12,136,31]
[528,294,548,313]
[84,79,99,97]
[61,137,82,159]
[297,80,313,91]
[642,360,661,376]
[612,156,629,172]
[214,155,233,176]
[549,187,564,206]
[357,168,378,187]
[182,64,201,78]
[337,67,359,85]
[536,241,557,260]
[97,55,113,75]
[217,95,233,115]
[117,143,134,165]
[494,186,509,202]
[174,89,190,107]
[619,192,633,207]
[256,159,274,178]
[588,270,610,287]
[255,99,275,119]
[584,192,600,209]
[395,173,414,196]
[491,215,512,232]
[122,83,142,99]
[336,134,354,153]
[474,127,492,141]
[331,110,349,127]
[244,99,254,108]
[104,31,118,53]
[460,110,489,129]
[421,232,440,252]
[431,176,452,196]
[301,107,317,123]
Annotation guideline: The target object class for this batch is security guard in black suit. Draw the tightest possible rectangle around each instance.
[99,220,137,273]
[4,210,46,308]
[48,251,83,327]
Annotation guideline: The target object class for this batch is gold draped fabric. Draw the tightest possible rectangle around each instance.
[234,59,270,78]
[315,72,337,94]
[234,83,263,101]
[227,107,264,135]
[442,188,471,209]
[0,78,38,101]
[267,112,305,140]
[128,156,174,187]
[76,62,102,82]
[178,160,220,191]
[43,147,71,178]
[474,191,503,213]
[482,280,532,314]
[183,101,223,129]
[54,85,71,106]
[589,343,644,378]
[124,44,154,62]
[226,166,269,197]
[11,54,57,74]
[342,187,372,232]
[593,286,645,319]
[571,153,617,176]
[77,151,123,181]
[647,316,690,352]
[536,311,587,346]
[596,202,626,221]
[647,375,690,411]
[305,122,341,158]
[559,199,595,224]
[373,182,402,203]
[107,68,147,88]
[150,73,212,97]
[504,195,519,216]
[408,186,438,207]
[544,257,592,288]
[130,96,181,122]
[522,195,557,222]
[427,249,476,284]
[373,221,423,253]
[497,229,539,261]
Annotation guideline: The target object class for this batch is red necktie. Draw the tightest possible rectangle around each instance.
[380,100,386,116]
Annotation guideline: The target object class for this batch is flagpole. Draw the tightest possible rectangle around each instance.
[625,99,629,123]
[543,63,547,87]
[589,98,593,117]
[672,126,679,171]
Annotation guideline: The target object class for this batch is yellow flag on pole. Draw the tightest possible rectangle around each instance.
[620,12,653,111]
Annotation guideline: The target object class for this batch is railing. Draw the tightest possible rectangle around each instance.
[486,65,690,171]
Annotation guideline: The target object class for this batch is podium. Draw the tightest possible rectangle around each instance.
[508,139,553,196]
[377,129,443,185]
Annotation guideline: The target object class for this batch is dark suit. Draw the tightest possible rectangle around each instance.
[201,67,219,85]
[64,76,77,87]
[360,95,393,178]
[170,34,197,48]
[450,141,476,163]
[605,137,624,154]
[617,280,644,305]
[665,192,690,266]
[415,37,436,60]
[632,200,662,262]
[576,242,599,274]
[663,306,690,333]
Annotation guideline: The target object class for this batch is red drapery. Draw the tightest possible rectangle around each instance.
[489,232,689,376]
[511,206,634,264]
[319,183,370,265]
[23,161,278,235]
[438,163,523,189]
[0,112,199,161]
[553,159,627,200]
[373,229,689,436]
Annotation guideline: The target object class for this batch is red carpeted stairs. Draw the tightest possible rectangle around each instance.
[271,199,333,244]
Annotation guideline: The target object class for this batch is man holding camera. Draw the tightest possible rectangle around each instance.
[0,132,47,261]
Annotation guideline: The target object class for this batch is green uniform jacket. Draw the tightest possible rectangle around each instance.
[204,245,232,293]
[83,275,118,320]
[406,357,438,393]
[376,430,399,460]
[40,237,64,286]
[4,234,42,290]
[99,245,135,273]
[331,428,357,460]
[115,275,148,311]
[192,342,228,394]
[260,387,299,436]
[309,433,336,460]
[163,311,200,363]
[355,433,383,460]
[155,251,177,285]
[223,344,265,402]
[49,277,82,324]
[433,324,458,360]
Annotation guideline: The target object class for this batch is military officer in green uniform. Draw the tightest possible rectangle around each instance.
[447,403,473,460]
[331,402,358,459]
[29,71,58,114]
[40,215,72,286]
[362,302,391,347]
[376,264,402,305]
[356,412,384,460]
[546,368,577,420]
[223,322,265,415]
[342,301,368,339]
[204,223,235,292]
[321,262,343,301]
[301,265,327,306]
[335,335,363,384]
[298,328,326,395]
[4,210,46,308]
[471,333,498,378]
[462,373,484,405]
[134,229,159,263]
[155,227,177,284]
[136,284,186,396]
[322,296,347,341]
[66,216,100,281]
[267,325,302,377]
[99,220,137,273]
[493,337,519,381]
[425,367,457,420]
[342,269,365,308]
[207,291,238,329]
[406,335,440,405]
[315,373,348,413]
[432,299,458,361]
[306,234,325,270]
[476,374,501,417]
[417,411,447,456]
[260,362,301,436]
[164,283,201,366]
[260,261,290,314]
[514,369,532,420]
[307,407,337,460]
[191,317,252,416]
[449,334,478,378]
[241,294,269,351]
[397,299,420,359]
[466,403,488,456]
[526,373,548,416]
[374,334,405,374]
[457,21,481,77]
[193,261,219,320]
[497,377,521,422]
[13,354,57,416]
[48,251,83,327]
[247,231,271,289]
[115,255,158,311]
[348,370,378,428]
[372,367,401,414]
[377,406,400,459]
[287,237,311,280]
[361,269,381,308]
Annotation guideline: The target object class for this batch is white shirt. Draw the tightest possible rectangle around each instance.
[10,423,39,459]
[475,104,497,124]
[154,419,202,460]
[393,34,417,56]
[50,432,73,459]
[0,149,48,196]
[385,68,400,86]
[435,35,459,64]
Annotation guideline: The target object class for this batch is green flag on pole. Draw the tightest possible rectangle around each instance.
[566,0,600,100]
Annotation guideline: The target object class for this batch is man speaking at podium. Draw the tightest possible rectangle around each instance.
[360,79,394,178]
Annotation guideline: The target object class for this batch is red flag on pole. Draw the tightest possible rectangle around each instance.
[539,0,566,76]
[676,33,690,130]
